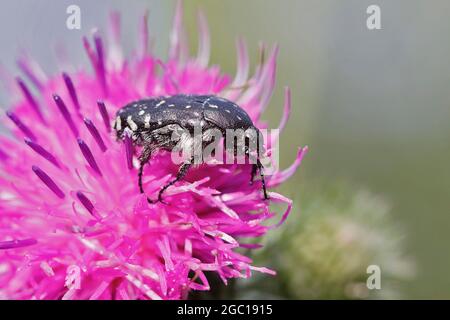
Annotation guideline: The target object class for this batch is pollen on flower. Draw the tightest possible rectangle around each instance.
[0,1,306,300]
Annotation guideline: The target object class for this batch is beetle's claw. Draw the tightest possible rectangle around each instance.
[146,196,169,205]
[158,193,169,205]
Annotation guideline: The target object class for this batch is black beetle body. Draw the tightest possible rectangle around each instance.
[114,94,268,203]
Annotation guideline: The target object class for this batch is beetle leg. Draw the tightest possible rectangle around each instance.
[157,159,193,203]
[257,159,269,200]
[138,145,155,203]
[246,143,258,185]
[247,146,269,200]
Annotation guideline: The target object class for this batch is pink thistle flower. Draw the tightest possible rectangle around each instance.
[0,3,307,300]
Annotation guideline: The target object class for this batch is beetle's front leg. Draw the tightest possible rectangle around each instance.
[138,145,154,203]
[257,159,269,200]
[249,161,269,200]
[157,158,193,203]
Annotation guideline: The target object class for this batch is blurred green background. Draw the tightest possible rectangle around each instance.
[1,0,449,299]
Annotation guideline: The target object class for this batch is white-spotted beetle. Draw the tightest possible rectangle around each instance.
[114,94,268,203]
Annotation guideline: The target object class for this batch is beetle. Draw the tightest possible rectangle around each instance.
[113,94,268,203]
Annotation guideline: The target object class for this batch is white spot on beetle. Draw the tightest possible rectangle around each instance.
[168,104,175,107]
[209,104,218,109]
[115,116,122,130]
[158,120,162,125]
[144,114,151,128]
[127,115,138,131]
[185,105,191,109]
[123,127,133,136]
[237,116,242,120]
[225,109,231,113]
[156,100,165,107]
[138,110,145,116]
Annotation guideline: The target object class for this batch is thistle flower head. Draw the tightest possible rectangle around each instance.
[0,3,306,300]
